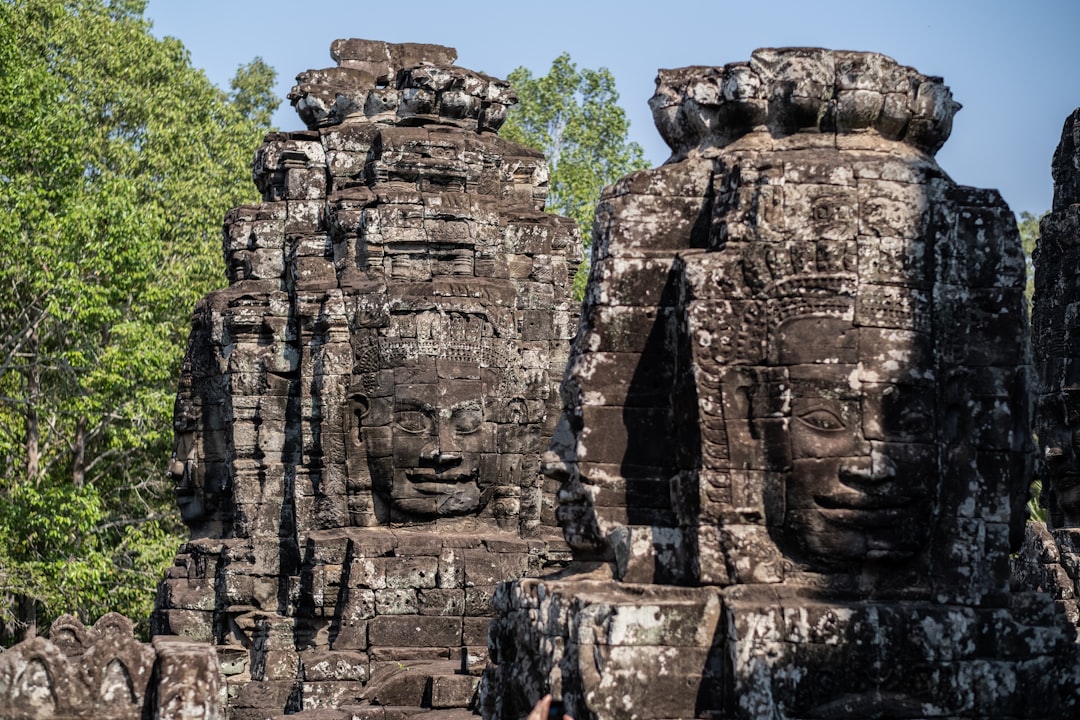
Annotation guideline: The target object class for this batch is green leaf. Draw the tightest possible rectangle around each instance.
[0,0,275,641]
[502,53,651,298]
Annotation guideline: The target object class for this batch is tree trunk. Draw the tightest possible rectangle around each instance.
[18,594,36,640]
[25,328,39,484]
[1,594,38,644]
[73,415,86,488]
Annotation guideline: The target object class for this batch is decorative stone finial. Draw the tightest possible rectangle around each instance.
[288,38,515,132]
[649,48,960,159]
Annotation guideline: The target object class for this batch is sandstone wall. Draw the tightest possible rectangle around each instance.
[484,48,1080,720]
[152,39,582,719]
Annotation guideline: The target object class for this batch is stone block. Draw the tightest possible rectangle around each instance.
[462,549,529,587]
[157,609,214,643]
[254,650,300,681]
[160,577,216,611]
[301,680,365,710]
[364,668,430,707]
[368,616,461,647]
[301,650,369,682]
[461,617,491,646]
[429,674,480,708]
[417,588,465,617]
[383,556,439,589]
[375,588,418,615]
[230,678,297,709]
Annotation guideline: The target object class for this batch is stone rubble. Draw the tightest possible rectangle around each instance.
[0,613,219,719]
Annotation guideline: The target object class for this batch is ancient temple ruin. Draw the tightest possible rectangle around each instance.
[1014,111,1080,622]
[10,40,1080,720]
[0,614,219,719]
[483,49,1080,719]
[151,39,581,717]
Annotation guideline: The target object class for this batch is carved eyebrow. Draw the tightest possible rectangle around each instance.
[395,398,435,413]
[450,400,482,413]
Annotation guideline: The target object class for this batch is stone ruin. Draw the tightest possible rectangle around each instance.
[150,39,581,718]
[1014,111,1080,623]
[11,40,1080,720]
[0,613,218,719]
[483,49,1080,719]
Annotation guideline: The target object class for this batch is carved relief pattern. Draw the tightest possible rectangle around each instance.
[483,49,1077,720]
[0,615,218,720]
[151,39,581,717]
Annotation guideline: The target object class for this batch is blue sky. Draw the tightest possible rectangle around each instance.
[145,0,1080,216]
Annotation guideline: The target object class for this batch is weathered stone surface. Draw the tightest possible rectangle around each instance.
[1028,108,1080,532]
[1013,107,1080,660]
[483,48,1080,720]
[0,614,222,720]
[429,673,480,709]
[152,37,579,718]
[153,635,224,720]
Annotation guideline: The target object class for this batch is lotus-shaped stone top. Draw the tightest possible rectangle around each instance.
[650,48,960,158]
[288,38,516,132]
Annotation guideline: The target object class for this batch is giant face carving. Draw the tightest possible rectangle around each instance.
[350,312,532,522]
[1038,383,1080,527]
[357,361,499,517]
[771,314,938,564]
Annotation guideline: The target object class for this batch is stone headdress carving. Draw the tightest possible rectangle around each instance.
[485,48,1067,720]
[352,310,526,398]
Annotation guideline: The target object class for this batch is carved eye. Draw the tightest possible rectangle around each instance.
[796,408,845,431]
[881,387,932,437]
[891,407,929,435]
[395,411,432,434]
[451,408,482,434]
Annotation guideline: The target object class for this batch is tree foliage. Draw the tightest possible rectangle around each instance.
[501,54,650,295]
[0,0,275,640]
[1017,210,1048,522]
[1018,210,1046,301]
[230,56,280,129]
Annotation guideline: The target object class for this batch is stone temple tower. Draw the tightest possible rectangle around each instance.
[152,39,581,717]
[483,48,1080,720]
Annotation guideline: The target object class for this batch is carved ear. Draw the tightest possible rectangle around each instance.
[351,393,371,420]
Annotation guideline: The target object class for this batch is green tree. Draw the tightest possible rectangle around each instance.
[0,0,275,641]
[1018,210,1048,522]
[230,56,280,129]
[501,53,650,296]
[1018,210,1046,301]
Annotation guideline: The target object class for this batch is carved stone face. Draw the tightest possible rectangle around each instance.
[168,429,219,533]
[1040,385,1080,526]
[175,478,206,525]
[358,359,501,519]
[772,316,937,565]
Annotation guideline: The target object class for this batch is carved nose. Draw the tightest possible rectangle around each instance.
[839,455,895,485]
[420,442,461,462]
[167,457,186,481]
[438,423,463,460]
[433,448,462,464]
[420,426,462,465]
